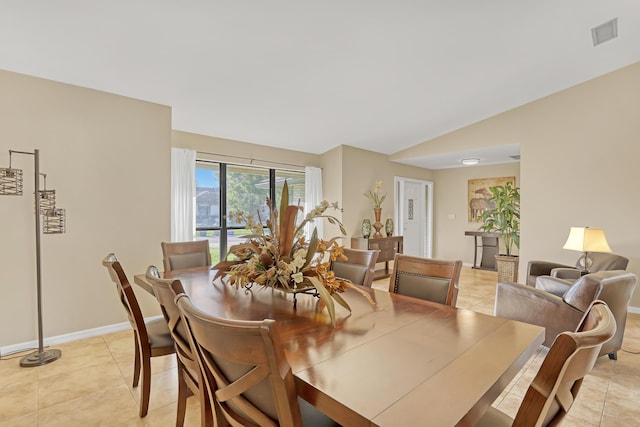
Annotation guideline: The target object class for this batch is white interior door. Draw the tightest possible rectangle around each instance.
[395,177,433,257]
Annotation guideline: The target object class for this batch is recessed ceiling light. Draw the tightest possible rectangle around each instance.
[461,158,480,166]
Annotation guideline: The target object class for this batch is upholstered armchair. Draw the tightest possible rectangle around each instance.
[495,270,637,360]
[526,252,628,287]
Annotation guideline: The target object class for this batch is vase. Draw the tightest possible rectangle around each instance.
[385,218,393,236]
[373,208,383,238]
[362,218,371,238]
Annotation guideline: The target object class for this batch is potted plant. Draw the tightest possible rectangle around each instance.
[479,182,520,282]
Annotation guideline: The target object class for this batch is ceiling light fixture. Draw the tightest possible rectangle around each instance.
[461,158,480,166]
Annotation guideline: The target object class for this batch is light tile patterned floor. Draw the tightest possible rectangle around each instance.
[1,267,639,426]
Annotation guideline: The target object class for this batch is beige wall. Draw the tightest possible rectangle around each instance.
[0,71,171,347]
[325,145,434,243]
[409,61,640,307]
[433,163,520,262]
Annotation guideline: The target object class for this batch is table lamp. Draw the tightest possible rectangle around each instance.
[563,226,612,274]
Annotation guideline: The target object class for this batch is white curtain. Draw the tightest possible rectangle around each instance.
[171,148,196,242]
[304,166,323,239]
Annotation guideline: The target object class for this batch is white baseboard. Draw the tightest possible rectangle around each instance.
[0,315,163,358]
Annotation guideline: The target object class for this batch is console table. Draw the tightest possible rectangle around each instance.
[351,236,403,279]
[465,231,499,271]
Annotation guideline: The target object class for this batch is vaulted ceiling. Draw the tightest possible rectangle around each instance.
[2,1,639,168]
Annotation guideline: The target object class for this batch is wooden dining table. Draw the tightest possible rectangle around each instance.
[134,269,544,427]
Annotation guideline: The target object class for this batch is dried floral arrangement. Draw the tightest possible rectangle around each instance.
[213,181,374,325]
[364,180,386,208]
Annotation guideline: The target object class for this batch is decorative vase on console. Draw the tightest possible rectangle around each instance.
[385,218,393,236]
[373,208,383,238]
[364,180,387,239]
[362,219,371,238]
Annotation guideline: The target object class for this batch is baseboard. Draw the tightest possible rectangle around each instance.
[629,306,640,315]
[0,315,163,358]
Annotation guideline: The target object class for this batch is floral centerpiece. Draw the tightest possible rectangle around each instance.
[213,181,374,325]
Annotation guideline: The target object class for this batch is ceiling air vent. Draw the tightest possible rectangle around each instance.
[510,155,520,160]
[591,18,618,47]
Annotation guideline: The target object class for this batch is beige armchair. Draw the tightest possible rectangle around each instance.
[526,252,628,287]
[494,270,637,360]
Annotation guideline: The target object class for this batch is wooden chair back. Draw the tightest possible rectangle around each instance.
[102,253,149,347]
[513,300,616,426]
[102,253,175,418]
[145,266,212,427]
[388,254,462,306]
[330,248,379,287]
[146,266,193,368]
[161,240,212,273]
[175,291,303,427]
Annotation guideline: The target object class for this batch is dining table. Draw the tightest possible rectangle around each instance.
[134,269,544,427]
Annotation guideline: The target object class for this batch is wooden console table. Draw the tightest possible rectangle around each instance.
[351,236,403,279]
[465,231,499,271]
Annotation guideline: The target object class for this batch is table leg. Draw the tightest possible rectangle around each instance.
[473,236,479,268]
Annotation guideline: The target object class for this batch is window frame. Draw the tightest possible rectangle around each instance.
[195,160,304,262]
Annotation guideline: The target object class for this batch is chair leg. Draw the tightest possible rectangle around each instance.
[176,364,188,427]
[608,351,617,360]
[139,353,152,417]
[132,337,141,388]
[201,392,214,427]
[198,376,215,427]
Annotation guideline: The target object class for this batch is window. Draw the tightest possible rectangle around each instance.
[195,161,304,263]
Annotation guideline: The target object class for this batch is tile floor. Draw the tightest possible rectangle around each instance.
[1,267,639,426]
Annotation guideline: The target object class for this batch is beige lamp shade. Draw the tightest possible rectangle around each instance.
[563,227,612,253]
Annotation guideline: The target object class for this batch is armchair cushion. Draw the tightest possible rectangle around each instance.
[526,261,572,286]
[562,272,609,312]
[535,276,574,297]
[550,267,582,281]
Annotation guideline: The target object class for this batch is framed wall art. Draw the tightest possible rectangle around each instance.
[468,176,515,222]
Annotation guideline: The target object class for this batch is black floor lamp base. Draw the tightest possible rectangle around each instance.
[19,348,62,367]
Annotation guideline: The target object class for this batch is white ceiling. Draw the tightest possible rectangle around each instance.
[2,1,639,169]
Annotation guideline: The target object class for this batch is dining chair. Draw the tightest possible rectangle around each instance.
[161,240,212,273]
[330,248,379,287]
[477,300,616,427]
[173,289,340,427]
[145,266,212,427]
[388,254,462,306]
[101,254,175,418]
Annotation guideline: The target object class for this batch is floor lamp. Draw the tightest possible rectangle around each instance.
[0,149,65,367]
